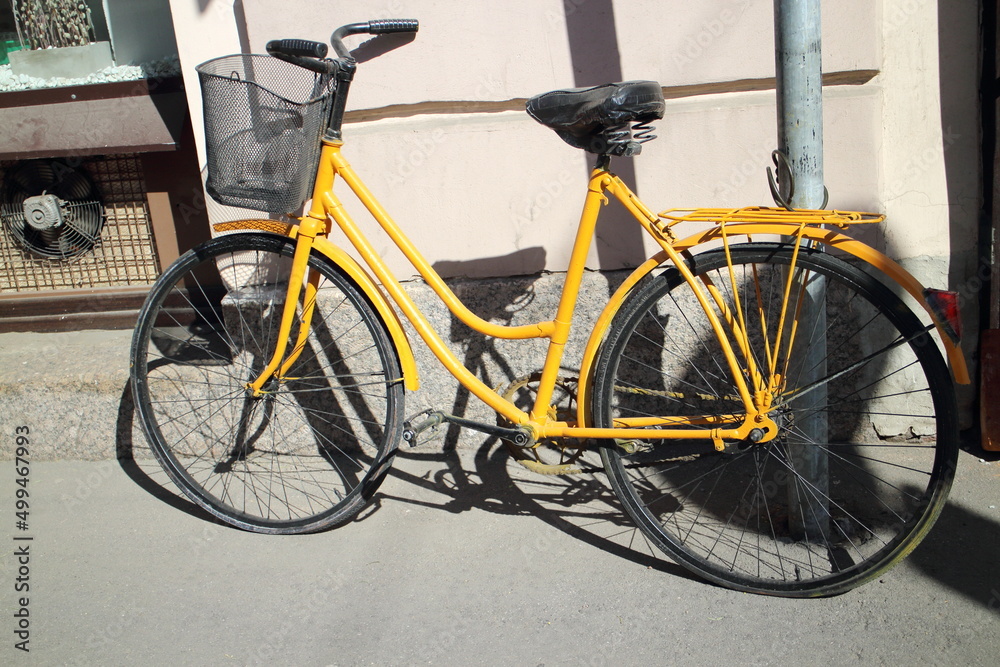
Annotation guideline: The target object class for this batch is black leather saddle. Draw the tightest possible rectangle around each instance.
[526,81,665,156]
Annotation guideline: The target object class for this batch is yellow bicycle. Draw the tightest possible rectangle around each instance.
[130,20,968,597]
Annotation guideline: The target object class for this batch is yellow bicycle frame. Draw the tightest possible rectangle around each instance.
[219,138,969,448]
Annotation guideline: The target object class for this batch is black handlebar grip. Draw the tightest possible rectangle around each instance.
[367,19,419,34]
[266,39,329,59]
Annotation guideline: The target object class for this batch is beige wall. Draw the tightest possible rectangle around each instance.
[166,0,979,294]
[880,0,980,263]
[168,0,244,163]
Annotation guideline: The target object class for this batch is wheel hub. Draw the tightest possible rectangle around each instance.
[246,376,281,397]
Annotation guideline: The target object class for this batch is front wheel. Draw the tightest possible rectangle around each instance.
[131,233,405,534]
[592,243,958,596]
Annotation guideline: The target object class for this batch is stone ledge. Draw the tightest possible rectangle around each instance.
[0,270,624,460]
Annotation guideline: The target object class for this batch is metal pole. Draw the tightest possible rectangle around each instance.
[985,2,1000,452]
[774,0,829,541]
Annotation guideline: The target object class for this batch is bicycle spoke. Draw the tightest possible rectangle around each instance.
[133,234,402,533]
[595,244,956,595]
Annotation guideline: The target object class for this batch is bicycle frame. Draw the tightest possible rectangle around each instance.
[225,137,969,449]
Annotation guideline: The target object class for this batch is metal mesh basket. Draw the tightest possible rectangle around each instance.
[197,54,337,213]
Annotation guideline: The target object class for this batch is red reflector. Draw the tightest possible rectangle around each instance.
[923,288,962,343]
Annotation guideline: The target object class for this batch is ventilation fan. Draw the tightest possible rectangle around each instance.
[0,159,105,260]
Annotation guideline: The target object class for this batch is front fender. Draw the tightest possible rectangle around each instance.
[212,220,419,391]
[576,223,970,426]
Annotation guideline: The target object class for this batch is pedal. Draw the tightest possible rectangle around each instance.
[401,409,444,447]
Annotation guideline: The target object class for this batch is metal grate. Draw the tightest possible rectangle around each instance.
[0,155,160,293]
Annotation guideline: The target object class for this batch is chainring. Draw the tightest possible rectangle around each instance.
[498,373,588,475]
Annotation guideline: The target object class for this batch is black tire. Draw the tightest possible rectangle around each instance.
[592,243,958,596]
[131,233,405,534]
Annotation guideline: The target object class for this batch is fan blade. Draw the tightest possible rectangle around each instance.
[0,200,20,218]
[50,166,94,201]
[40,227,62,248]
[9,161,56,196]
[19,226,55,257]
[53,202,104,259]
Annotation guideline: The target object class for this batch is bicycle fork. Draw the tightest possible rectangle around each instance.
[245,216,326,397]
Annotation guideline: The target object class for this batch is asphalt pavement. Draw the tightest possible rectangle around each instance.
[0,428,998,665]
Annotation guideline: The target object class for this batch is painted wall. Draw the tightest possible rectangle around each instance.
[163,0,983,428]
[165,0,980,315]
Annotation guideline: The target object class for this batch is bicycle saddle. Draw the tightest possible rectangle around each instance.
[526,80,665,156]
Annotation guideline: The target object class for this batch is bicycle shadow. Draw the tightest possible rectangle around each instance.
[905,488,1000,616]
[116,377,229,527]
[366,248,695,580]
[431,248,547,450]
[376,439,697,583]
[117,366,694,582]
[114,241,694,580]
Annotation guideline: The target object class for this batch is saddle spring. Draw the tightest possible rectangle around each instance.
[631,120,657,144]
[603,122,632,149]
[600,121,658,156]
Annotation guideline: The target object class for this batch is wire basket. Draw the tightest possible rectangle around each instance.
[197,54,337,213]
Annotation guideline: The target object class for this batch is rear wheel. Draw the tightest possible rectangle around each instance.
[592,243,958,596]
[131,233,404,534]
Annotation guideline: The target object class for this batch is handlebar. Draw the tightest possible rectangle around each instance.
[266,38,334,74]
[267,38,328,59]
[266,20,418,142]
[266,19,417,73]
[330,19,418,59]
